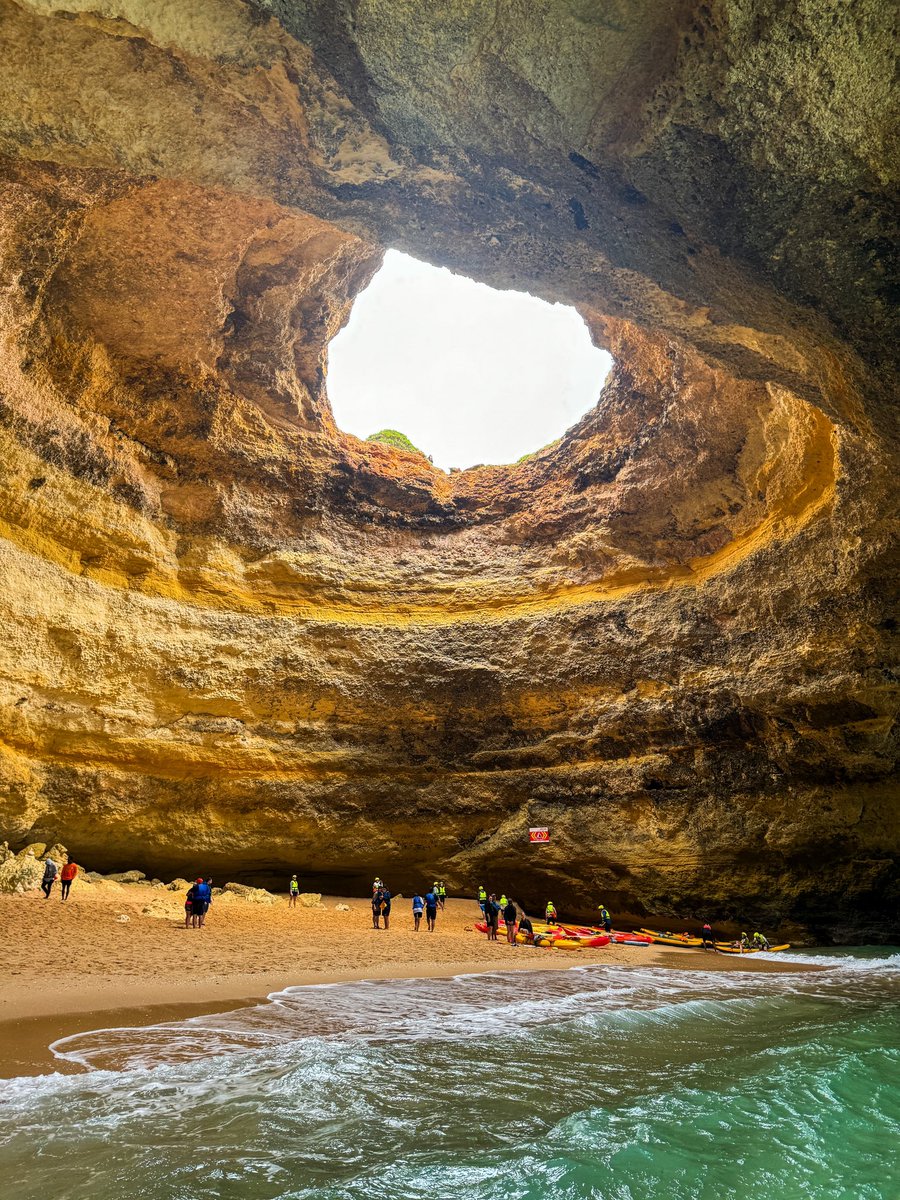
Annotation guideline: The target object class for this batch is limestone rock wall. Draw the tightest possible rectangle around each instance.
[0,0,896,940]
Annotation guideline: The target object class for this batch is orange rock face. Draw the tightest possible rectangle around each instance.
[0,1,896,939]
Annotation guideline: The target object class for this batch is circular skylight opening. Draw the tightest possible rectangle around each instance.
[327,250,612,471]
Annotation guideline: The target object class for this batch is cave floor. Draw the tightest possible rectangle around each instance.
[0,888,820,1075]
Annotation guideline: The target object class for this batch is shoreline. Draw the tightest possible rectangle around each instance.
[0,886,821,1078]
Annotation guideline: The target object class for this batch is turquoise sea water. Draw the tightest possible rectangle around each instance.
[1,949,898,1199]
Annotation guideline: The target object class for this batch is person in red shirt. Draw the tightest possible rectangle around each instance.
[59,860,78,900]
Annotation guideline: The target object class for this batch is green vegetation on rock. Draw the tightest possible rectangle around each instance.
[517,439,560,464]
[365,429,426,457]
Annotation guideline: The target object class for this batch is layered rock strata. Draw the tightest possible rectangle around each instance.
[0,0,896,939]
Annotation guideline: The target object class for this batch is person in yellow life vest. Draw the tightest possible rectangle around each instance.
[546,900,557,922]
[288,875,300,908]
[597,904,612,933]
[499,893,508,909]
[477,885,487,916]
[437,882,447,910]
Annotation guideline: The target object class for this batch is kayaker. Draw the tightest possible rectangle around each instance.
[424,887,438,932]
[518,914,534,943]
[741,931,751,949]
[437,881,447,910]
[752,931,770,950]
[477,885,487,915]
[597,903,612,933]
[372,886,384,929]
[288,875,300,908]
[412,891,424,931]
[503,897,518,944]
[701,922,717,951]
[499,893,508,909]
[545,900,557,923]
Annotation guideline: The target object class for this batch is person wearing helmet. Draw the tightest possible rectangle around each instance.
[288,875,300,908]
[597,904,612,933]
[477,885,487,915]
[545,900,557,923]
[437,881,447,910]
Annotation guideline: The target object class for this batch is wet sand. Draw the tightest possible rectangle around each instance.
[0,885,817,1076]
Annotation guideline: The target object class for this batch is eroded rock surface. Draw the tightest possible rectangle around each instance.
[0,1,896,940]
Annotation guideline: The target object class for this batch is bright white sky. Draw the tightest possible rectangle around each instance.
[326,250,612,471]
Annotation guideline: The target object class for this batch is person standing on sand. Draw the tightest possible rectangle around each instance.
[597,904,612,934]
[40,857,58,899]
[59,859,78,900]
[412,891,424,931]
[372,886,384,929]
[437,882,447,910]
[485,894,500,941]
[503,897,518,944]
[380,884,392,930]
[701,922,717,951]
[477,885,487,915]
[191,877,212,928]
[289,875,300,908]
[184,883,195,928]
[545,900,558,923]
[424,887,438,932]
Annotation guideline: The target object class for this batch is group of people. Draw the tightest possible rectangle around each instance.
[699,923,770,951]
[184,878,213,928]
[370,877,447,931]
[478,891,531,944]
[40,856,79,900]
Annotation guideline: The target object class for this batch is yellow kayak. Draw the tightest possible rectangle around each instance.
[715,943,791,954]
[638,928,704,948]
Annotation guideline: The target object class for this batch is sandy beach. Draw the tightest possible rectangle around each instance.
[0,883,816,1076]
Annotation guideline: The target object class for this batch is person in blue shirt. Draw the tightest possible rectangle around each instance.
[412,892,424,931]
[424,888,438,932]
[191,877,212,928]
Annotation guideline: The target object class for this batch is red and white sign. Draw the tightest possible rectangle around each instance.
[529,827,550,843]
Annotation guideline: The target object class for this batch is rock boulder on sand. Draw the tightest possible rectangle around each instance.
[0,843,68,893]
[298,892,323,908]
[0,849,44,893]
[107,870,146,883]
[167,878,191,892]
[223,882,277,905]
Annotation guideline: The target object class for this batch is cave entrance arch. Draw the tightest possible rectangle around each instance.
[326,250,612,472]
